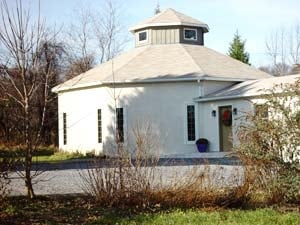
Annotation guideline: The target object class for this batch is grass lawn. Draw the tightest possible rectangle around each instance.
[1,196,299,225]
[1,151,90,163]
[33,151,88,163]
[104,209,299,225]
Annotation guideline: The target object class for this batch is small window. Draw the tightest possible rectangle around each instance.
[138,31,147,42]
[184,28,197,41]
[255,104,269,119]
[63,113,67,145]
[116,108,124,143]
[187,105,196,141]
[97,109,102,143]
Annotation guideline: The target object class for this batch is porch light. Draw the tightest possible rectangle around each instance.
[211,110,216,117]
[233,108,237,115]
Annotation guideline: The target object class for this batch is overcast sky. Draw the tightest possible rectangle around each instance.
[6,0,300,67]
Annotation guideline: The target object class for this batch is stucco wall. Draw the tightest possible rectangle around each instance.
[58,82,205,155]
[200,80,236,96]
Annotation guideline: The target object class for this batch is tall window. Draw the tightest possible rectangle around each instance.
[184,28,197,41]
[116,108,124,142]
[187,105,195,141]
[63,113,67,145]
[97,109,102,143]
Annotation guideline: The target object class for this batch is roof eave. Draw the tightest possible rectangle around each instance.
[52,75,251,93]
[194,95,253,102]
[194,92,270,102]
[129,22,209,33]
[52,78,200,93]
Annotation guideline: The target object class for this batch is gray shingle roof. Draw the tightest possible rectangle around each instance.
[129,8,209,32]
[53,44,272,92]
[197,74,300,102]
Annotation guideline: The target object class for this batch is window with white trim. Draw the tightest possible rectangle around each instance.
[184,28,197,41]
[138,31,147,42]
[187,105,196,141]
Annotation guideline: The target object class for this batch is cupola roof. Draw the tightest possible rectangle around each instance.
[129,8,209,33]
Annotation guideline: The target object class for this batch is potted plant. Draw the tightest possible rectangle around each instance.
[196,138,209,152]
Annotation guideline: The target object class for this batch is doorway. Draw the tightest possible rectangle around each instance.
[219,106,233,152]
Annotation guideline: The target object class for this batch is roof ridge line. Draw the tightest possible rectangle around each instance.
[181,44,206,75]
[107,45,150,80]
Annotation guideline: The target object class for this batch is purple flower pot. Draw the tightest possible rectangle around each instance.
[197,143,207,152]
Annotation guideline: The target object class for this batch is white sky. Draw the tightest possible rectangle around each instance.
[6,0,300,67]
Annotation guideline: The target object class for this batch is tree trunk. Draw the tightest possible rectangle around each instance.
[24,101,35,199]
[25,155,34,198]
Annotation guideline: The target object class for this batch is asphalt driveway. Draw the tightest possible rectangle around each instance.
[9,157,242,196]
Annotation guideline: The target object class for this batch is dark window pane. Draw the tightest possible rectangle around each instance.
[98,109,102,143]
[139,31,147,41]
[63,113,67,145]
[187,105,195,141]
[116,108,124,142]
[184,29,197,40]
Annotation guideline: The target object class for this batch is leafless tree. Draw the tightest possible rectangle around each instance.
[65,6,95,79]
[265,24,300,76]
[65,0,128,79]
[0,0,59,198]
[93,0,128,63]
[289,24,300,65]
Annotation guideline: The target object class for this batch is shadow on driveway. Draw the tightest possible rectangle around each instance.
[26,157,241,171]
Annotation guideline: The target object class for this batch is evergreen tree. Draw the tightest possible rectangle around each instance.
[228,31,250,65]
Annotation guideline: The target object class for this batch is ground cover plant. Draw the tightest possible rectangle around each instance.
[0,195,299,225]
[0,145,88,163]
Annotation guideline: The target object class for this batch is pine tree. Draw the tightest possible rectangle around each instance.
[228,31,250,65]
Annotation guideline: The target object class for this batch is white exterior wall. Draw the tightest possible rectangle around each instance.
[202,81,236,96]
[199,99,253,152]
[57,80,248,156]
[58,82,204,155]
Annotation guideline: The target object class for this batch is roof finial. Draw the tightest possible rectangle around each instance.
[154,1,161,14]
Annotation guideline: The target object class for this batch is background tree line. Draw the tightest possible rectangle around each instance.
[0,0,127,147]
[228,26,300,75]
[0,0,126,198]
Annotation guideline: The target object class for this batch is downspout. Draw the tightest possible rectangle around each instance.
[197,79,204,97]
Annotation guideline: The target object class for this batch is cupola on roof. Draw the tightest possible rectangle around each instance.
[129,8,209,33]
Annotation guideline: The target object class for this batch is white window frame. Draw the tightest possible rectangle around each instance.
[184,102,199,145]
[183,28,198,41]
[138,30,148,43]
